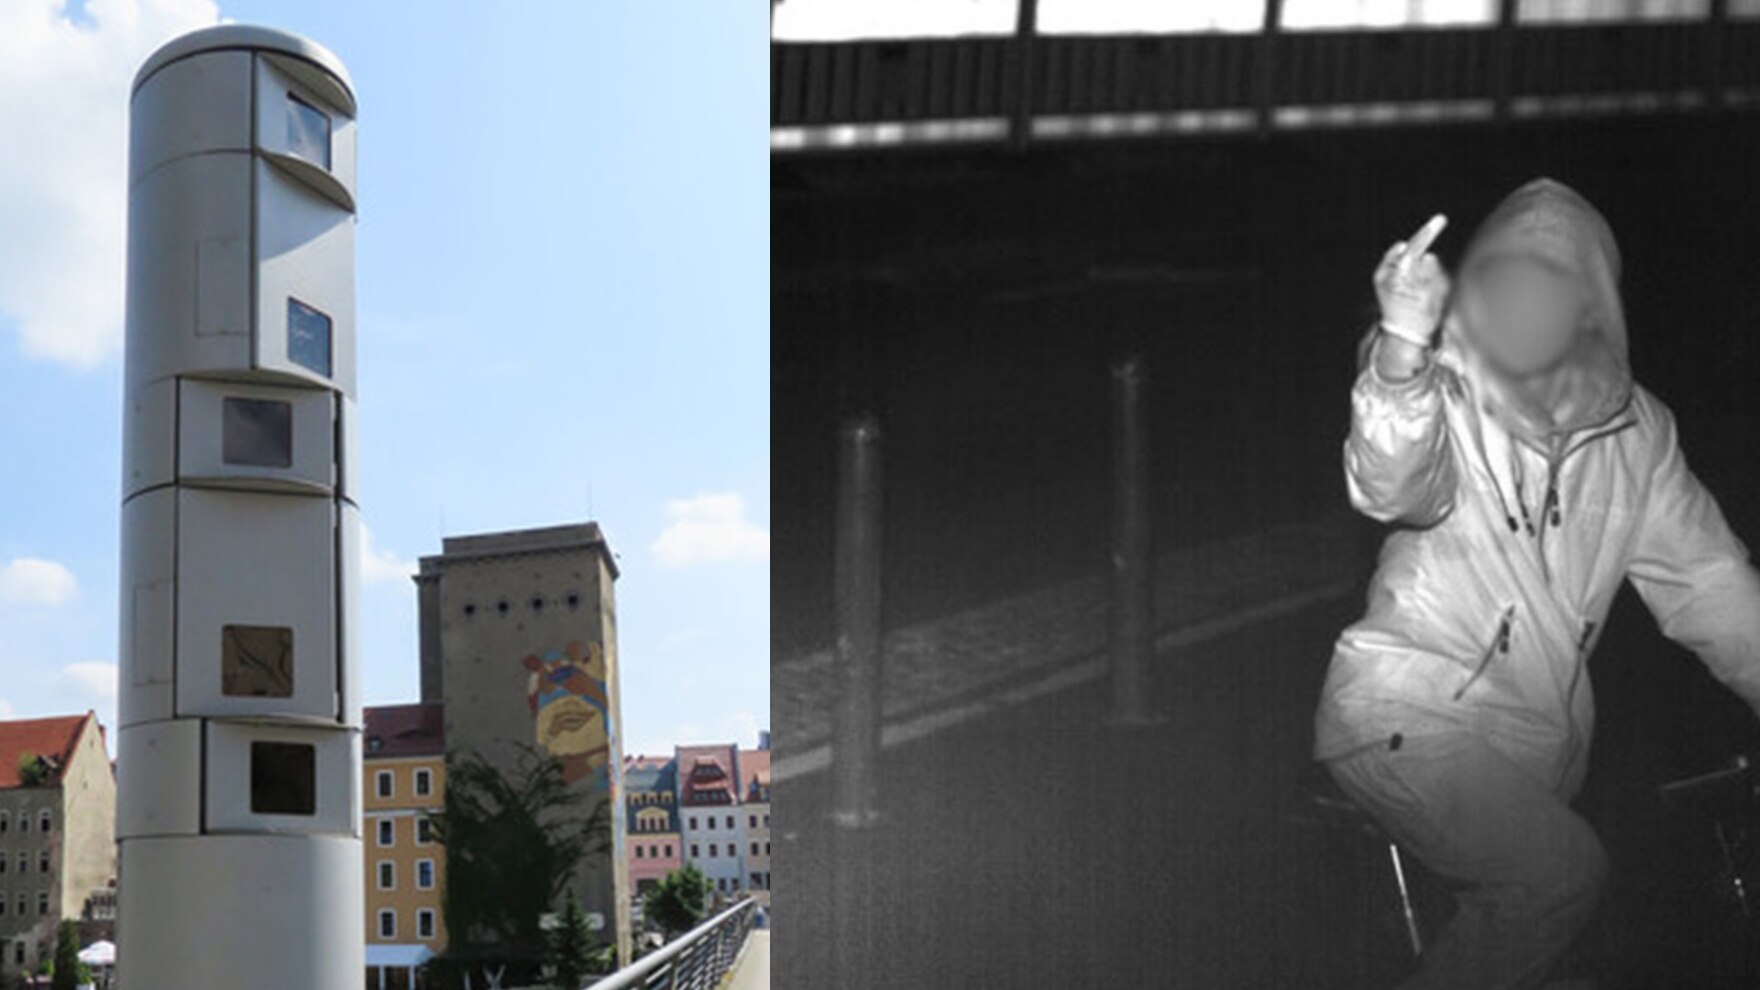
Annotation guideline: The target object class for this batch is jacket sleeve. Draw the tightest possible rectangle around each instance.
[1343,330,1457,527]
[1627,397,1760,713]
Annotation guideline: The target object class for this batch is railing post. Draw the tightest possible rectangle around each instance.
[832,414,884,827]
[1010,0,1039,150]
[1255,0,1285,136]
[1493,0,1518,123]
[1110,356,1163,727]
[1708,0,1730,112]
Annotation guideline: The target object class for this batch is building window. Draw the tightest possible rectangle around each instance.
[414,768,432,798]
[0,811,8,833]
[14,855,24,875]
[726,815,734,829]
[287,297,333,378]
[689,816,698,830]
[37,811,49,834]
[417,909,435,941]
[377,909,396,940]
[36,893,47,916]
[691,845,699,859]
[377,819,394,847]
[13,896,22,918]
[665,845,673,858]
[0,895,7,916]
[0,854,6,874]
[18,815,27,834]
[709,844,718,858]
[765,842,770,855]
[286,92,332,170]
[12,940,20,965]
[377,861,395,891]
[376,770,394,800]
[222,625,294,698]
[416,817,434,845]
[634,846,644,860]
[222,398,294,469]
[751,842,759,856]
[251,742,316,816]
[749,815,757,829]
[764,814,770,827]
[417,859,435,891]
[37,852,48,874]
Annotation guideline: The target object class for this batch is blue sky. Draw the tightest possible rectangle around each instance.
[0,0,768,759]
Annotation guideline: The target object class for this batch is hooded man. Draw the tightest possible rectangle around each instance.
[1313,178,1760,990]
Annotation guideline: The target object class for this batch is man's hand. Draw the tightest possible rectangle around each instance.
[1374,213,1451,347]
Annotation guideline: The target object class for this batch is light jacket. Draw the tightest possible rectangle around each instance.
[1313,179,1760,797]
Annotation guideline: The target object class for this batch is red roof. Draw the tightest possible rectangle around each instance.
[737,748,770,799]
[676,743,739,803]
[0,713,93,790]
[364,703,445,758]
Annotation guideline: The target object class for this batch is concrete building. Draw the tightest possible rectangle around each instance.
[415,523,631,964]
[622,755,681,902]
[736,745,771,907]
[675,744,745,901]
[363,703,447,989]
[0,713,116,975]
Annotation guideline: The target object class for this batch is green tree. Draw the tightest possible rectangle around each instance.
[430,744,611,986]
[642,864,711,938]
[16,754,48,788]
[545,893,614,989]
[50,920,89,990]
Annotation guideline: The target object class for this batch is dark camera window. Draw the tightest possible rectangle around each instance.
[286,92,331,170]
[251,742,316,815]
[222,398,293,468]
[222,625,294,698]
[287,298,332,377]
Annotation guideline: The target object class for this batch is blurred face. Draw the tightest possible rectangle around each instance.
[1462,256,1584,379]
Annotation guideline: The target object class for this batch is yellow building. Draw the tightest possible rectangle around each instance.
[363,703,447,990]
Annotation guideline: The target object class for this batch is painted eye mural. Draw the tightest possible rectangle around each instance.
[523,640,614,788]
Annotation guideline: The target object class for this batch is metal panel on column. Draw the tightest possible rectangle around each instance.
[117,24,363,990]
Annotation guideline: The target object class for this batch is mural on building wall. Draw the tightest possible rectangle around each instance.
[523,640,614,788]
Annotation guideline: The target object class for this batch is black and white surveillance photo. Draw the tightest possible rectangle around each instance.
[772,1,1760,988]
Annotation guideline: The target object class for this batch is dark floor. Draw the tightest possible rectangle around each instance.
[773,112,1760,987]
[776,587,1760,989]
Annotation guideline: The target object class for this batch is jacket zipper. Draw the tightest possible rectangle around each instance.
[1561,619,1597,782]
[1455,604,1516,701]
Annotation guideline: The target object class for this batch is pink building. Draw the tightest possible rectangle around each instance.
[622,755,681,898]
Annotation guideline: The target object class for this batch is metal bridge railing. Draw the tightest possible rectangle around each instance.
[581,898,758,990]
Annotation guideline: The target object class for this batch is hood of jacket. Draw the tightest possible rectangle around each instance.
[1438,178,1634,449]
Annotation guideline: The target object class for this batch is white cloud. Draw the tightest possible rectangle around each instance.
[58,661,117,701]
[360,524,417,586]
[651,492,769,568]
[55,661,118,729]
[0,0,220,367]
[0,558,78,606]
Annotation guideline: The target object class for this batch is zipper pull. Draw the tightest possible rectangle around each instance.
[1518,500,1535,537]
[1499,609,1513,653]
[1578,620,1596,653]
[1546,485,1561,527]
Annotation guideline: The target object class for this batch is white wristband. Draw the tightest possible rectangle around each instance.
[1378,321,1433,350]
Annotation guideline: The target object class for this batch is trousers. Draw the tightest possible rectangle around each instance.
[1325,730,1608,990]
